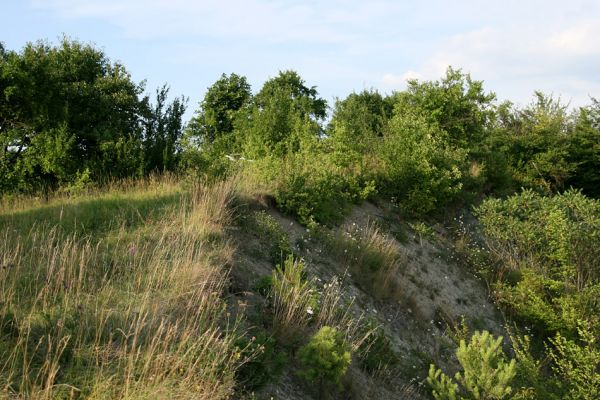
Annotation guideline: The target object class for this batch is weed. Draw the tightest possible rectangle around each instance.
[270,256,317,346]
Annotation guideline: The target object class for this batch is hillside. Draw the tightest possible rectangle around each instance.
[0,176,502,399]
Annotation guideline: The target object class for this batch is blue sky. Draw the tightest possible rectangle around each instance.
[3,1,599,121]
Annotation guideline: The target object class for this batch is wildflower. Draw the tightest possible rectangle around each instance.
[128,246,137,256]
[306,307,314,315]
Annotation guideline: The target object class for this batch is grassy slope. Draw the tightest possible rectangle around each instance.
[0,178,244,399]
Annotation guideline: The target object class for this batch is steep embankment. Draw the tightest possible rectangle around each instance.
[229,193,504,399]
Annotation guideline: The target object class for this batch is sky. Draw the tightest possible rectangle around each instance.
[2,0,600,121]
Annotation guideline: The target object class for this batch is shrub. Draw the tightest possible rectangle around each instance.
[428,330,517,400]
[378,113,466,216]
[251,210,292,264]
[297,326,352,397]
[475,189,600,338]
[547,324,600,400]
[235,332,288,391]
[270,151,376,225]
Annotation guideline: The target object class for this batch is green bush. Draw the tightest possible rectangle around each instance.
[378,113,466,215]
[235,332,288,390]
[428,330,516,400]
[251,210,292,264]
[297,326,352,396]
[268,152,376,225]
[475,189,600,338]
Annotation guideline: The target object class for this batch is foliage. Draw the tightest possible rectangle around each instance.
[428,330,516,400]
[328,89,392,154]
[475,190,600,337]
[242,70,326,159]
[547,324,600,400]
[0,38,185,194]
[250,210,292,264]
[266,150,376,225]
[183,73,251,171]
[142,84,187,173]
[297,326,351,393]
[393,67,496,149]
[378,112,466,215]
[489,93,575,193]
[567,98,600,197]
[235,332,288,391]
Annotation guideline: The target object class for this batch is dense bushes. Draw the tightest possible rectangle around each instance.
[474,190,600,399]
[476,190,600,337]
[378,113,466,214]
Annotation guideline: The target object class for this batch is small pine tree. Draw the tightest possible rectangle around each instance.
[428,330,517,400]
[297,326,351,399]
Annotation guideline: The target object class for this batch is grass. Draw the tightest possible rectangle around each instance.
[0,177,246,399]
[324,220,406,300]
[270,256,316,346]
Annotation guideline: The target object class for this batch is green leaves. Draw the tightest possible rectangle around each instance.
[0,38,185,194]
[297,326,351,390]
[428,331,516,400]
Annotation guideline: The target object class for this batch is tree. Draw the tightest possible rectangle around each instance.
[0,38,148,192]
[566,98,600,197]
[394,67,496,149]
[185,73,251,147]
[428,330,517,400]
[378,112,466,215]
[141,84,187,173]
[242,70,327,158]
[490,93,576,193]
[297,326,351,399]
[328,89,392,153]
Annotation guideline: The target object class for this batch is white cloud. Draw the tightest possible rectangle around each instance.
[392,19,600,106]
[549,19,600,56]
[381,70,423,89]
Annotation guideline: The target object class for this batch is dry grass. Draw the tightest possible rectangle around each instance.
[326,220,406,300]
[270,256,316,346]
[0,178,245,399]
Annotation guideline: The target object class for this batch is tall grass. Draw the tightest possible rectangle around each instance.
[270,256,316,346]
[326,221,405,300]
[0,178,245,399]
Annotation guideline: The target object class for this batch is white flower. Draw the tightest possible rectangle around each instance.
[306,307,314,315]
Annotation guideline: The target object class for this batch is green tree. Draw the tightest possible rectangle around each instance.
[394,67,496,149]
[566,98,600,197]
[141,84,187,173]
[328,89,392,154]
[490,93,575,193]
[378,112,466,215]
[297,326,351,399]
[0,38,148,192]
[185,73,251,147]
[242,70,326,158]
[428,330,517,400]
